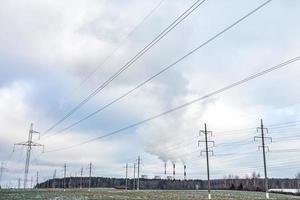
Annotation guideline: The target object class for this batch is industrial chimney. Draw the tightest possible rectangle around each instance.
[173,163,176,180]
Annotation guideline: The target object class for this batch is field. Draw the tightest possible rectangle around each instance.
[0,189,299,200]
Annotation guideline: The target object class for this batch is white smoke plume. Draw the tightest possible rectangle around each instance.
[137,96,214,165]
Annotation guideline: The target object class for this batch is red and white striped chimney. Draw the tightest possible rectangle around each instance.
[173,163,176,179]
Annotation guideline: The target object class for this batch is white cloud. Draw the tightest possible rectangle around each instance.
[1,0,300,188]
[0,82,32,143]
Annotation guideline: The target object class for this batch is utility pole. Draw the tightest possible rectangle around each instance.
[14,123,44,189]
[254,119,272,199]
[30,176,33,189]
[18,178,21,189]
[172,163,176,180]
[88,162,92,192]
[80,167,83,189]
[36,171,39,189]
[0,162,5,189]
[63,164,66,191]
[123,163,134,190]
[124,163,128,190]
[137,156,140,191]
[133,162,136,190]
[198,123,215,200]
[69,172,72,189]
[52,169,56,188]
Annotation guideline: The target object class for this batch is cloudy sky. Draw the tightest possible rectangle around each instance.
[1,0,300,188]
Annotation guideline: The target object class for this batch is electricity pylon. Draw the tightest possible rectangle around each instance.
[0,162,6,189]
[198,123,215,200]
[18,178,21,189]
[88,162,92,192]
[63,164,67,191]
[137,156,141,190]
[14,123,44,189]
[80,167,83,189]
[254,119,272,199]
[36,171,39,189]
[124,163,128,190]
[133,162,136,190]
[123,163,135,190]
[52,169,56,188]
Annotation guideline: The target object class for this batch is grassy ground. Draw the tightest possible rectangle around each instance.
[0,189,299,200]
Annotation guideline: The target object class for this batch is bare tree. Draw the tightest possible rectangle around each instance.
[252,172,261,190]
[245,174,250,190]
[223,176,227,189]
[296,173,300,194]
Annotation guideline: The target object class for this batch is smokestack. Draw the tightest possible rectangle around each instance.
[164,161,167,176]
[184,165,187,180]
[173,163,175,179]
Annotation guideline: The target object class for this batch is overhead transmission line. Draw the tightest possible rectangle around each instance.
[43,0,208,134]
[44,0,274,138]
[37,133,300,180]
[95,123,300,164]
[44,55,300,153]
[74,0,167,90]
[35,120,298,166]
[35,0,166,125]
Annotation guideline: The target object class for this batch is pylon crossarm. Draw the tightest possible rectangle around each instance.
[13,142,29,152]
[200,150,214,156]
[254,136,272,143]
[258,146,270,152]
[257,127,268,133]
[31,130,40,134]
[14,142,28,146]
[199,130,213,136]
[30,142,43,147]
[254,136,262,141]
[198,140,205,146]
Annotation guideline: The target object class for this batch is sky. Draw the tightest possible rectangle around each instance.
[0,0,300,188]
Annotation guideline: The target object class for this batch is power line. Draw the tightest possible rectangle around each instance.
[30,121,300,180]
[35,0,167,125]
[63,163,67,191]
[119,120,300,164]
[268,121,300,129]
[45,0,274,137]
[24,123,298,186]
[44,55,300,153]
[73,0,167,91]
[43,0,208,134]
[88,161,92,192]
[137,155,141,190]
[33,121,299,170]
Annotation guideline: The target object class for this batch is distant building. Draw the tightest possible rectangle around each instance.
[141,175,148,179]
[154,176,161,179]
